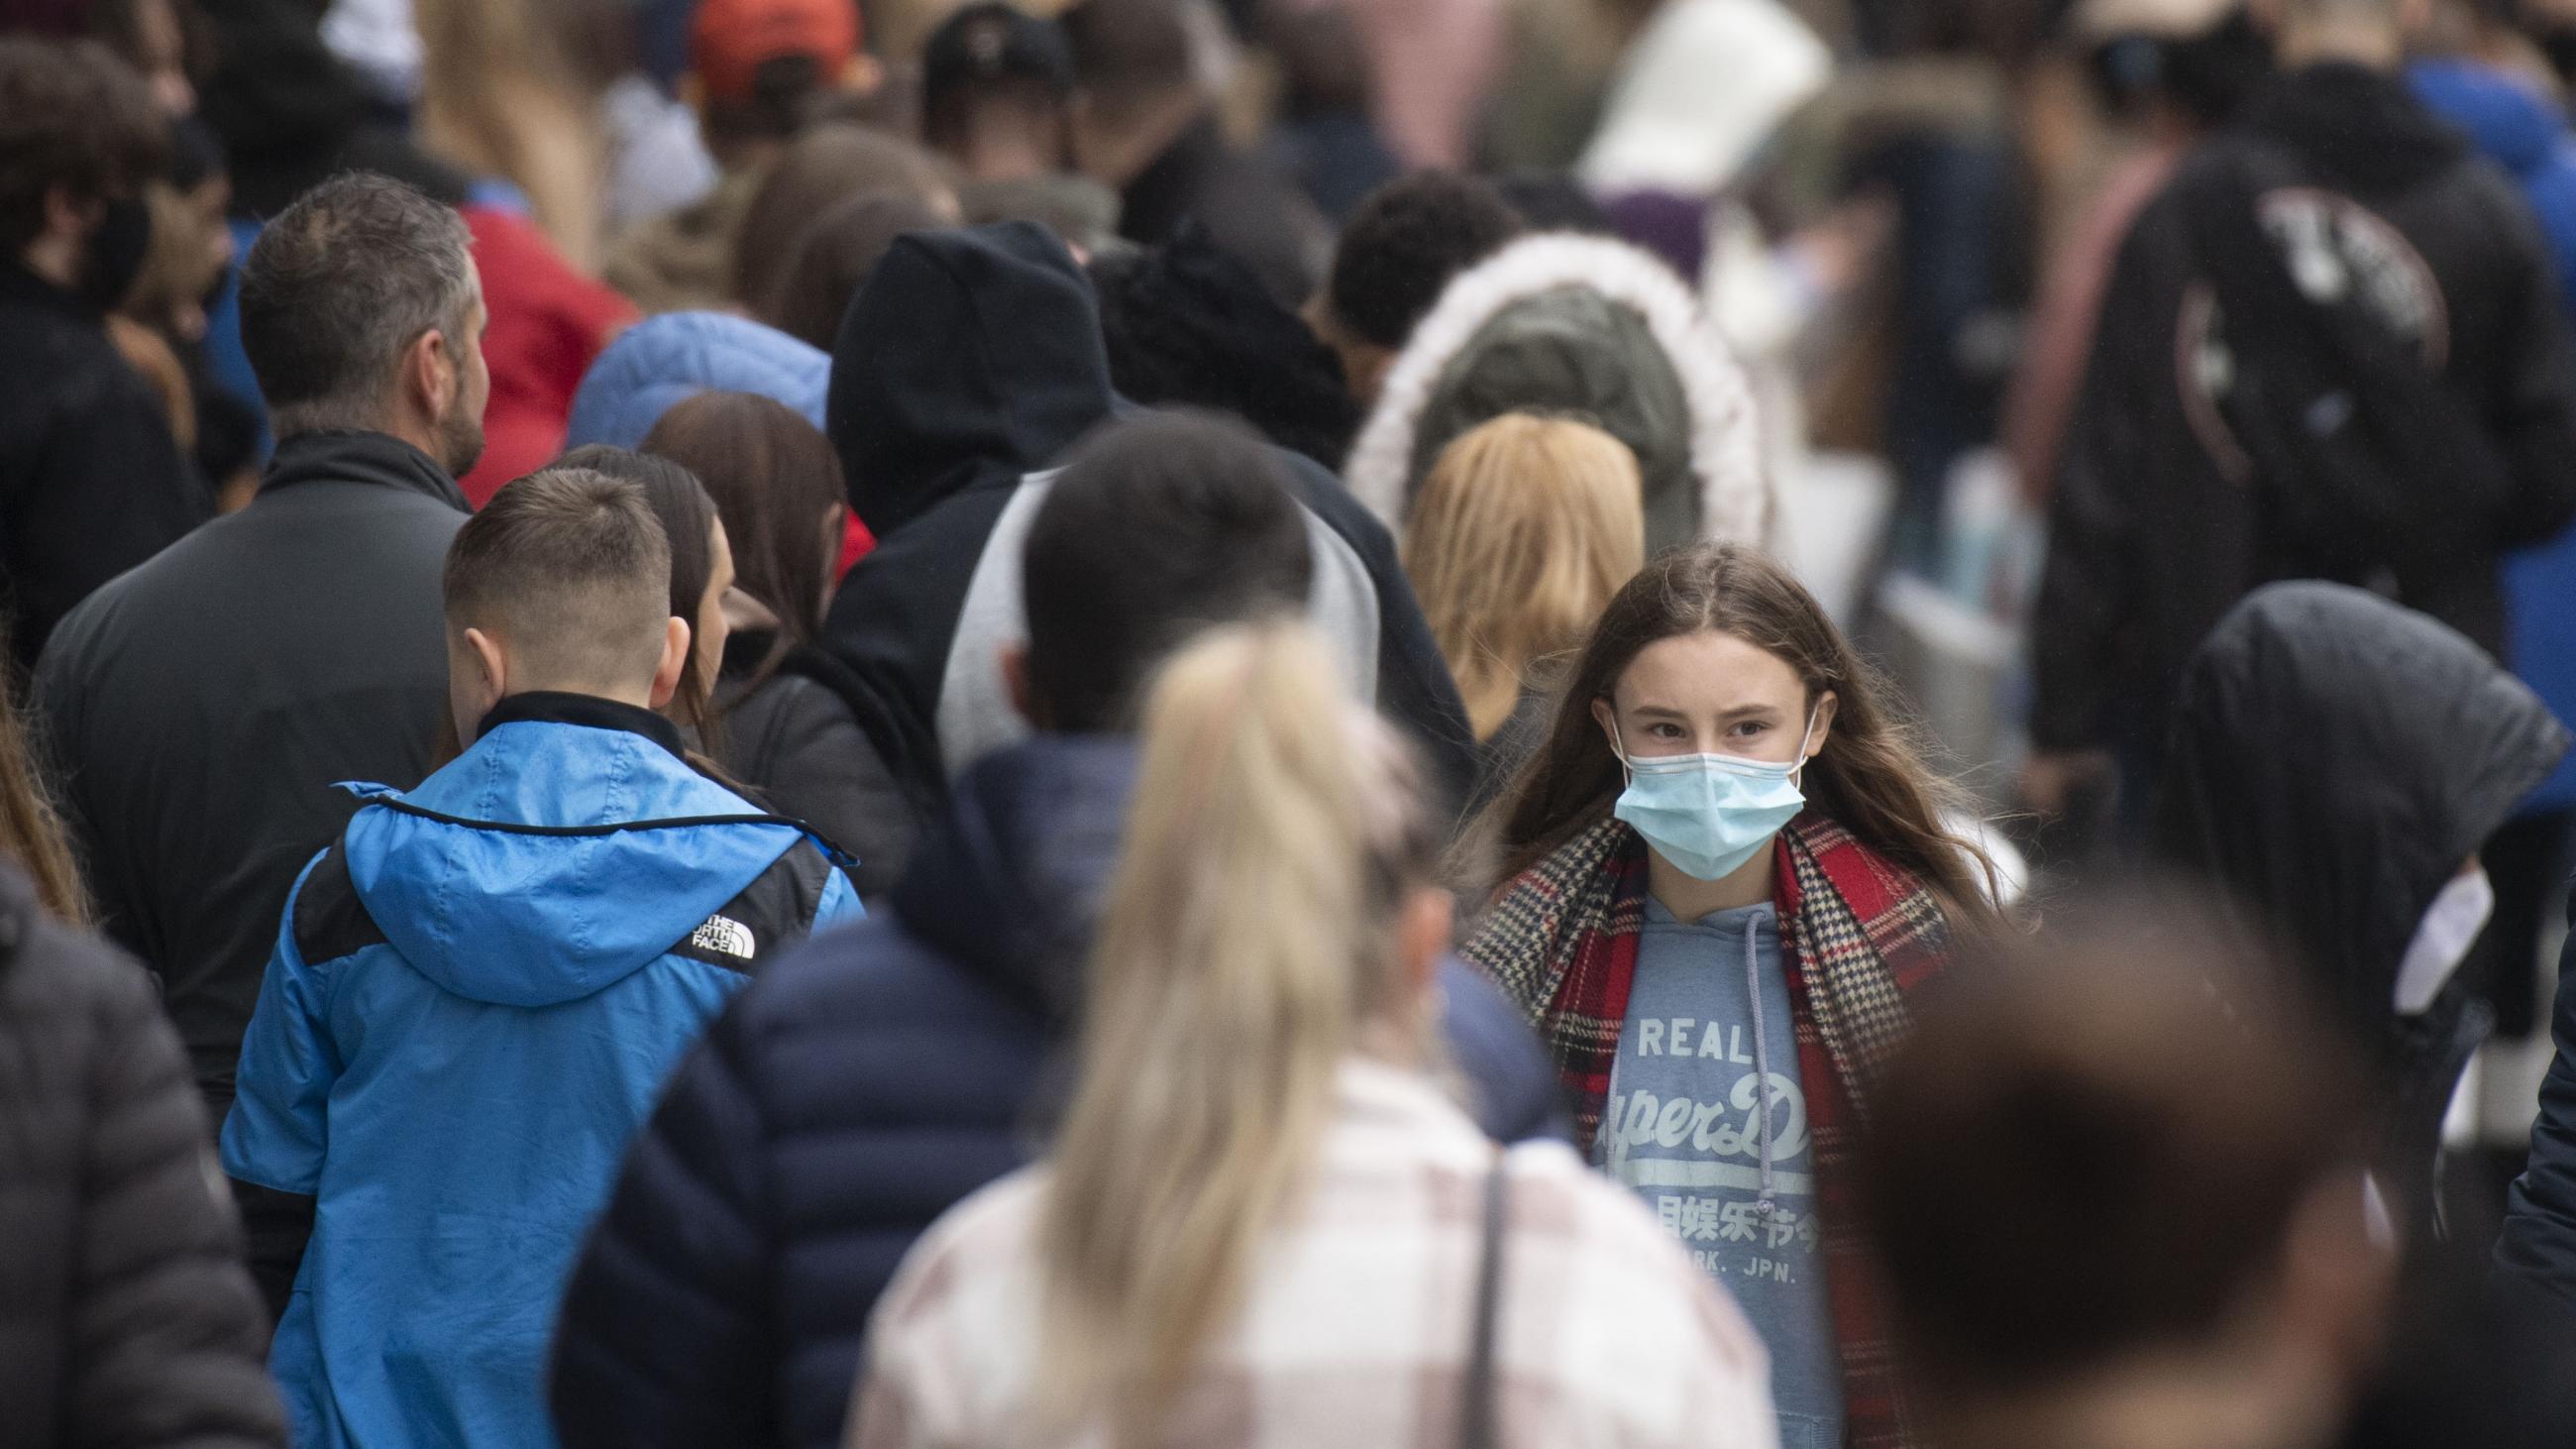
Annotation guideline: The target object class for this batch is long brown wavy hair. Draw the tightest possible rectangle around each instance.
[0,642,91,925]
[1488,541,2000,932]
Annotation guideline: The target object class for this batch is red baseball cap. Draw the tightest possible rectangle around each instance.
[690,0,863,105]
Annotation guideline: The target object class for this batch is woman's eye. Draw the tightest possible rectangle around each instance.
[1729,722,1769,738]
[1650,724,1685,739]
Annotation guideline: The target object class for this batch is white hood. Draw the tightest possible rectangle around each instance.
[1342,231,1772,547]
[1577,0,1832,198]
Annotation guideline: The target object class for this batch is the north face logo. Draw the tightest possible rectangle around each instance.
[689,915,756,959]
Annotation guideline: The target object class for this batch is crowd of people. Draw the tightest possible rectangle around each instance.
[15,0,2576,1447]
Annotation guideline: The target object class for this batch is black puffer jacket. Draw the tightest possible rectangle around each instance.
[0,863,285,1447]
[2150,582,2566,1221]
[2035,63,2576,767]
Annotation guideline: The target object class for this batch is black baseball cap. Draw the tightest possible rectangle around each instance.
[921,2,1077,109]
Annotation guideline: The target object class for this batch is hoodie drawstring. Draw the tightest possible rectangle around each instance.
[1748,917,1776,1212]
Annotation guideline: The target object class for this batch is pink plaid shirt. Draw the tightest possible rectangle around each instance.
[850,1059,1778,1449]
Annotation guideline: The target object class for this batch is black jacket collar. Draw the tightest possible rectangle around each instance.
[0,258,99,324]
[259,429,471,512]
[478,692,689,761]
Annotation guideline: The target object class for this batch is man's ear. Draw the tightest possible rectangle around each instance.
[647,616,691,711]
[1002,641,1046,728]
[403,325,456,430]
[839,54,884,96]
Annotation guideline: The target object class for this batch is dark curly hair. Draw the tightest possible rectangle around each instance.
[1323,169,1523,350]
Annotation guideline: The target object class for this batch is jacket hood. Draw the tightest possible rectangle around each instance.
[1342,231,1770,552]
[1576,0,1832,197]
[339,720,805,1006]
[826,222,1116,538]
[2409,59,2563,178]
[566,311,830,452]
[2149,583,2567,1036]
[889,734,1137,1023]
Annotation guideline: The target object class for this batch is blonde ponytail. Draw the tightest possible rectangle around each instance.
[1034,620,1437,1442]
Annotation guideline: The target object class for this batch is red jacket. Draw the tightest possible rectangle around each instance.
[457,207,638,506]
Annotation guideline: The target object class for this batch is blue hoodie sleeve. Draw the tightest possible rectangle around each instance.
[218,854,344,1195]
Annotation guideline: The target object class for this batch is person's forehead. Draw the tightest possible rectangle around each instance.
[1618,632,1800,709]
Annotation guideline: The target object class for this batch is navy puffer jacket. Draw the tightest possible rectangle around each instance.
[550,734,1567,1449]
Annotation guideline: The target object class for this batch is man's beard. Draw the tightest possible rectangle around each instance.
[437,387,484,481]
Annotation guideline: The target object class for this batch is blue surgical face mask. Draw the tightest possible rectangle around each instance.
[1610,710,1818,881]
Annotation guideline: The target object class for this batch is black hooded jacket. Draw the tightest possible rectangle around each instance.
[816,222,1475,826]
[2150,583,2566,1213]
[2034,63,2576,765]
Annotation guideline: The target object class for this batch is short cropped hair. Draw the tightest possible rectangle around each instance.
[1023,411,1314,733]
[0,38,167,253]
[241,172,475,437]
[1324,170,1524,351]
[445,468,675,692]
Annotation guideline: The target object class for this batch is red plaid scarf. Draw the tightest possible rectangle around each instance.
[1461,812,1955,1449]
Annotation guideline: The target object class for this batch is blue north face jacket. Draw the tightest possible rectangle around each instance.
[219,693,863,1449]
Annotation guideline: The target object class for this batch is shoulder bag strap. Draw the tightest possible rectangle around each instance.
[1460,1151,1511,1449]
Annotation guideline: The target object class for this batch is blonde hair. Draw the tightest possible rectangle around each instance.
[1035,621,1441,1442]
[1403,414,1647,739]
[414,0,608,271]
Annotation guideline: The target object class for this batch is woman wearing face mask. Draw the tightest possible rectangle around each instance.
[2151,582,2569,1245]
[1463,540,2001,1449]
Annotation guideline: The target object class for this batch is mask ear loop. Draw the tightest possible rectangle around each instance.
[1608,713,1635,788]
[1788,704,1821,791]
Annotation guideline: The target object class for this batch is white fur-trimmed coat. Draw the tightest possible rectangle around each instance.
[1341,232,1772,547]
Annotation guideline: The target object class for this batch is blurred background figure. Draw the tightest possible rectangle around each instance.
[603,0,877,312]
[0,36,208,671]
[2027,0,2576,833]
[1860,905,2396,1449]
[919,0,1079,181]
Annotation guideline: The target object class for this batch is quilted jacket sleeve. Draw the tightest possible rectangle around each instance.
[552,992,782,1449]
[72,937,287,1448]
